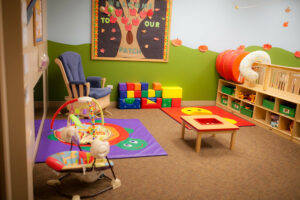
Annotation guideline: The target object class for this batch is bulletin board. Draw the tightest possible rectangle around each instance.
[91,0,172,62]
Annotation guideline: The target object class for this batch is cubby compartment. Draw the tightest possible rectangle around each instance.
[236,88,256,104]
[269,113,280,128]
[254,107,267,123]
[278,99,296,118]
[278,116,294,136]
[231,99,241,111]
[240,102,254,118]
[220,94,228,106]
[221,84,235,96]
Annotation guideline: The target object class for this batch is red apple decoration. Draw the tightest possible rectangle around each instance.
[147,9,154,17]
[121,16,129,24]
[125,24,132,31]
[140,11,147,19]
[115,9,122,17]
[132,18,139,26]
[129,8,137,16]
[110,15,117,23]
[295,51,300,58]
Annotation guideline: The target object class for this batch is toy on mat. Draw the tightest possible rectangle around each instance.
[46,97,121,199]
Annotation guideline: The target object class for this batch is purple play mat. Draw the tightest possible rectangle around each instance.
[35,118,167,162]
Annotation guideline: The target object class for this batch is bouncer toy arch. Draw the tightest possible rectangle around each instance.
[51,97,113,145]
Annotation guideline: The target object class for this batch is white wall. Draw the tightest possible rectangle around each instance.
[48,0,300,52]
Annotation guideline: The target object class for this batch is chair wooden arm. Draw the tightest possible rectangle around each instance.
[55,58,72,98]
[69,82,90,98]
[101,77,106,88]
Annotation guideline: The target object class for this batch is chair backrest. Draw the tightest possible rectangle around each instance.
[58,52,86,82]
[55,52,89,98]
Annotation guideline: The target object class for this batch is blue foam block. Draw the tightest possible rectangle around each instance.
[118,98,141,109]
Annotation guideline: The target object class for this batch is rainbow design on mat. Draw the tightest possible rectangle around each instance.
[35,118,168,162]
[118,82,182,109]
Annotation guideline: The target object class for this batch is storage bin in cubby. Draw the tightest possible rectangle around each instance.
[221,96,228,105]
[221,85,235,95]
[240,106,253,117]
[279,104,295,117]
[231,101,240,111]
[262,98,275,110]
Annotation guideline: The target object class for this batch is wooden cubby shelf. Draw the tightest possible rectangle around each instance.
[217,78,300,143]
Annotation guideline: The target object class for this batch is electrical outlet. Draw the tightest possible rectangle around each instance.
[107,85,113,89]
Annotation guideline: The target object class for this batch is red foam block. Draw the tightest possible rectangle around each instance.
[141,98,162,109]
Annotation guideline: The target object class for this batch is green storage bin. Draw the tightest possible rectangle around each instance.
[221,85,235,95]
[232,101,240,111]
[279,104,295,117]
[262,99,275,110]
[221,97,228,105]
[240,106,253,118]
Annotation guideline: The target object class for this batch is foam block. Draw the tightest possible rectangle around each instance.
[120,90,127,98]
[119,83,127,91]
[134,90,141,98]
[118,98,141,109]
[141,82,148,90]
[171,98,181,107]
[148,97,157,102]
[141,98,162,109]
[127,91,134,98]
[148,89,155,98]
[152,82,162,90]
[141,90,148,98]
[162,98,172,107]
[162,87,182,98]
[134,82,141,91]
[155,90,162,98]
[126,82,135,91]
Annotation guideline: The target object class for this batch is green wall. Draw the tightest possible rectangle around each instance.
[46,40,300,102]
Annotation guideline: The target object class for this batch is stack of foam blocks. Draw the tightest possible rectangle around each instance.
[118,82,182,109]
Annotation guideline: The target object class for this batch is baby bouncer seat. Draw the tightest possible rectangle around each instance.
[46,97,121,199]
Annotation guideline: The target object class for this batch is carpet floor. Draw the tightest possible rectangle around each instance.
[33,107,300,200]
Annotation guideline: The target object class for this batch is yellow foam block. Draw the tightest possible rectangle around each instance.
[148,89,155,98]
[162,87,182,98]
[147,99,156,104]
[127,91,134,98]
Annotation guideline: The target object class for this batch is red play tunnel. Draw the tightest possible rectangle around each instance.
[216,50,249,83]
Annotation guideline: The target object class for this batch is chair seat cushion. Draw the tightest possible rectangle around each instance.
[89,87,111,99]
[46,151,113,172]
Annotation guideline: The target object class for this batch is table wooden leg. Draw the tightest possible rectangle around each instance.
[195,133,202,153]
[230,130,237,150]
[181,122,186,139]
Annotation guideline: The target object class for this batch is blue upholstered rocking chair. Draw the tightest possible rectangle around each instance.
[55,51,112,115]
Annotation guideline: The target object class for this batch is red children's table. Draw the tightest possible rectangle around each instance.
[180,115,239,153]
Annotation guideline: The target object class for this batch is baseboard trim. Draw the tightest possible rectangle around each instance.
[35,100,216,109]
